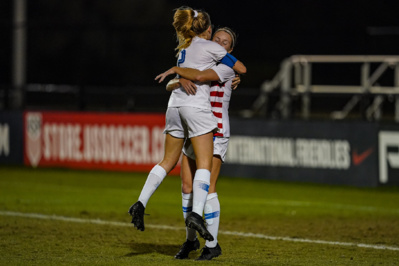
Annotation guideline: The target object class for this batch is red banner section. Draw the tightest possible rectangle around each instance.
[24,111,180,174]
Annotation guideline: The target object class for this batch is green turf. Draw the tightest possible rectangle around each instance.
[0,166,398,265]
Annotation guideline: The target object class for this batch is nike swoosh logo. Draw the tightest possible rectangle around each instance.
[352,148,374,166]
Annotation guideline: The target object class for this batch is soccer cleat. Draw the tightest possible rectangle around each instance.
[128,201,145,231]
[185,212,214,241]
[196,243,222,261]
[174,238,200,259]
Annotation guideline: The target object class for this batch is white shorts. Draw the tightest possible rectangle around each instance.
[163,107,218,139]
[183,136,229,163]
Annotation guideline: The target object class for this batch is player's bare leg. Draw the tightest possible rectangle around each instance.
[181,154,196,194]
[158,134,185,173]
[191,132,213,171]
[209,155,222,194]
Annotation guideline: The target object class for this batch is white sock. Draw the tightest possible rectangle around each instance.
[192,169,210,215]
[204,193,220,248]
[182,193,197,241]
[138,165,167,208]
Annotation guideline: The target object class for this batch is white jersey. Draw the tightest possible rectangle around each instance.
[210,63,235,137]
[167,36,227,110]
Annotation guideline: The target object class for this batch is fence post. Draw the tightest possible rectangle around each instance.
[302,63,312,119]
[281,59,292,119]
[395,63,399,122]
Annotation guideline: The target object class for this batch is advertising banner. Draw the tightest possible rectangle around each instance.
[23,111,180,174]
[0,112,23,164]
[221,119,379,187]
[378,124,399,186]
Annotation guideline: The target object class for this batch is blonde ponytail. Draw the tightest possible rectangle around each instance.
[172,7,211,55]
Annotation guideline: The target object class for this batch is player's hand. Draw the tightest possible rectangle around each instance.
[232,74,241,90]
[155,67,177,83]
[180,78,197,95]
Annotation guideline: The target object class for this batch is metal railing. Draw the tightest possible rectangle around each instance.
[246,55,399,122]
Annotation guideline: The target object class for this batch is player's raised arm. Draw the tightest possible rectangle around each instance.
[232,60,247,74]
[155,66,219,83]
[220,53,247,74]
[178,67,220,83]
[155,67,177,83]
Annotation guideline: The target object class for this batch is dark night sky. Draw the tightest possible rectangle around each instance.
[1,0,399,89]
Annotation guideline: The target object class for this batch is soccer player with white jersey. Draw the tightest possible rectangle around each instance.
[159,27,240,260]
[128,6,246,248]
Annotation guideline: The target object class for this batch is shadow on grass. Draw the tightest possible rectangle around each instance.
[125,242,186,257]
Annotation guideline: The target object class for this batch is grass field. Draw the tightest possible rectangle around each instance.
[1,166,398,265]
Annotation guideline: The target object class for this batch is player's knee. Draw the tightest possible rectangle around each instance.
[159,159,177,174]
[181,183,193,194]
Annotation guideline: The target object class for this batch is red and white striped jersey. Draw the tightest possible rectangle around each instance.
[210,64,235,137]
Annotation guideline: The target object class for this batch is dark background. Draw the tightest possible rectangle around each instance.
[1,0,399,113]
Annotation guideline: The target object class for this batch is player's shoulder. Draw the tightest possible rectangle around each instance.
[196,37,224,50]
[206,39,224,49]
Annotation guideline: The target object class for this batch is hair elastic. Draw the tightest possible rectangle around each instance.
[193,10,198,18]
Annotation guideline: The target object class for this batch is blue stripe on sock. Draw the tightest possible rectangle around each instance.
[199,183,210,192]
[205,211,220,220]
[182,206,192,213]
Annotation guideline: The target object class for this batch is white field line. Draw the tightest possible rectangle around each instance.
[1,210,399,252]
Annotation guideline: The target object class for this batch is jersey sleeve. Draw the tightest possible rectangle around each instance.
[206,41,228,62]
[211,64,236,83]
